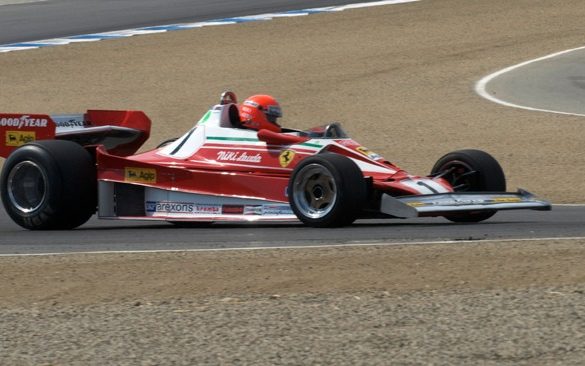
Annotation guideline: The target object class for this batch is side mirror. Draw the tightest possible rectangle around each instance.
[220,91,237,105]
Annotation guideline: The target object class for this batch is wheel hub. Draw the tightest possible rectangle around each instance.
[293,164,337,219]
[312,185,324,199]
[7,160,48,213]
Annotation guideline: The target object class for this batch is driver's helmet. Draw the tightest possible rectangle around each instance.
[239,95,282,132]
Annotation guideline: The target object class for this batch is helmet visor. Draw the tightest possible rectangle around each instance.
[265,105,282,124]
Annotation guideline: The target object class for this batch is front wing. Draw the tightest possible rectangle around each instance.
[380,189,551,218]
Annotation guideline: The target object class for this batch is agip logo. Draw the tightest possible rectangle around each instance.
[5,131,35,147]
[124,167,157,183]
[279,149,295,167]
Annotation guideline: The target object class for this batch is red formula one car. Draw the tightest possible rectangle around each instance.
[0,92,550,230]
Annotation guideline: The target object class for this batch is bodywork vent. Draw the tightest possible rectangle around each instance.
[114,183,145,216]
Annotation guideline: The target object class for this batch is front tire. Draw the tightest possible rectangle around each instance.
[0,140,96,230]
[289,153,366,227]
[431,149,505,223]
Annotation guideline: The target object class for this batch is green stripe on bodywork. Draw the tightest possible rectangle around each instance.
[299,142,323,148]
[197,111,212,125]
[208,136,322,148]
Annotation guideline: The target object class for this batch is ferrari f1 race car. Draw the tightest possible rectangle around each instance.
[0,92,550,230]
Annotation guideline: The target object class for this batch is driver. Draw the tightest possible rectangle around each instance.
[239,95,283,133]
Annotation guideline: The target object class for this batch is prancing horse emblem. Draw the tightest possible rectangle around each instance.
[279,150,295,167]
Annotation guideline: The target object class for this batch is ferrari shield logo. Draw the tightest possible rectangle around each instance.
[356,146,371,156]
[279,150,295,167]
[356,146,381,160]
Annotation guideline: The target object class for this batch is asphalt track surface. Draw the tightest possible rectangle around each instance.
[1,206,584,255]
[0,0,384,44]
[1,0,584,255]
[479,47,585,116]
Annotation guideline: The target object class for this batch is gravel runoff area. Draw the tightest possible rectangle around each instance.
[1,0,585,364]
[2,288,585,365]
[2,240,585,365]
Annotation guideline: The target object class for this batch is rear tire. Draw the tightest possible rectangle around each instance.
[0,140,96,230]
[431,149,505,223]
[289,153,366,227]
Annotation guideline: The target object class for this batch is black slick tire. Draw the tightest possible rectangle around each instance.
[431,149,505,223]
[0,140,96,230]
[288,153,366,227]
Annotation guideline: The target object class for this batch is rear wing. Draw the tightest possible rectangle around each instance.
[0,110,151,158]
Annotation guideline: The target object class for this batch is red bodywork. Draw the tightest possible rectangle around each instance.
[1,104,550,225]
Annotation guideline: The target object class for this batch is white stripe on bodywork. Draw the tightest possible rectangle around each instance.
[351,158,396,174]
[159,126,206,159]
[398,178,450,195]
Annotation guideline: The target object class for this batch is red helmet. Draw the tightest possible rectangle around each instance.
[239,95,282,132]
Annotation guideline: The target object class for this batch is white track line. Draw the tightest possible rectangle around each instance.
[1,4,582,257]
[0,0,419,53]
[475,46,585,117]
[0,0,45,5]
[1,236,584,258]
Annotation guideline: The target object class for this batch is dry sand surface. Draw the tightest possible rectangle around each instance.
[1,0,585,364]
[1,241,585,364]
[1,0,585,202]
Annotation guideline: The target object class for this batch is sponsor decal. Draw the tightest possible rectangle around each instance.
[217,151,262,163]
[146,201,193,214]
[243,100,260,108]
[125,167,157,183]
[450,198,488,205]
[222,205,244,214]
[278,149,295,167]
[220,204,293,216]
[54,118,88,128]
[263,204,294,215]
[0,115,48,129]
[145,201,158,212]
[146,201,221,215]
[243,205,263,215]
[492,197,522,203]
[356,146,381,160]
[5,131,35,147]
[193,204,222,215]
[406,197,496,207]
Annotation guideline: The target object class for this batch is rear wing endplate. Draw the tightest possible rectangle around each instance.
[0,110,151,158]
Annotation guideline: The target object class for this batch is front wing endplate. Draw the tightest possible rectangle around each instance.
[380,189,551,218]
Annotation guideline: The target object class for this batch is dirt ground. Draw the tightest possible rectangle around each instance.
[1,0,584,202]
[2,240,585,308]
[1,0,585,364]
[1,240,585,364]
